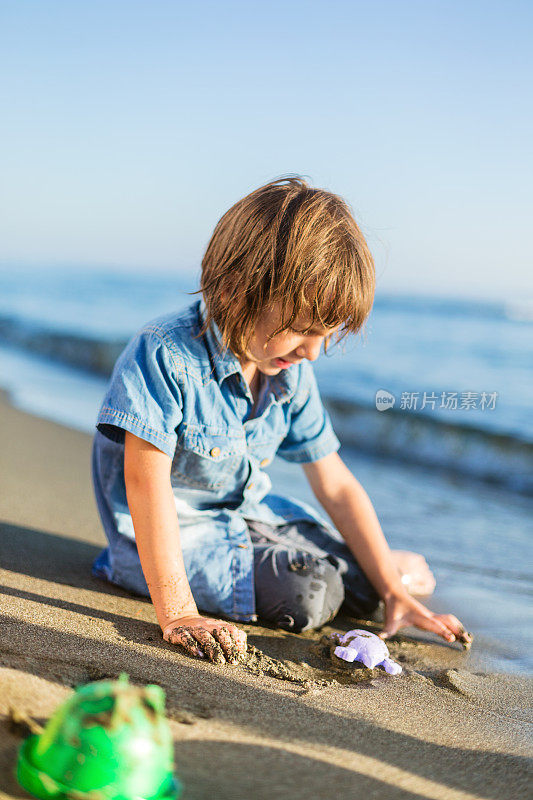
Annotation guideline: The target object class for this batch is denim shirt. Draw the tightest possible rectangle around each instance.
[92,297,341,621]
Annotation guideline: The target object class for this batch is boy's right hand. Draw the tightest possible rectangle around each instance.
[162,614,248,664]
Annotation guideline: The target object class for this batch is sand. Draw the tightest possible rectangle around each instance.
[0,387,531,799]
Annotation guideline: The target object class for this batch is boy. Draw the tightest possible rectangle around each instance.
[91,176,471,664]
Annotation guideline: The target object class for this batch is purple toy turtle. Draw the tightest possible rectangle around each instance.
[331,629,402,675]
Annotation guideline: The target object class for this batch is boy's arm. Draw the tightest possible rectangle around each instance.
[302,451,472,645]
[302,451,405,600]
[124,431,199,632]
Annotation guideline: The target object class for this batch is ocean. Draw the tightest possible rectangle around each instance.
[0,265,531,676]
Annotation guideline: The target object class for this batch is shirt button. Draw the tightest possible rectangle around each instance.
[260,458,270,467]
[210,447,221,457]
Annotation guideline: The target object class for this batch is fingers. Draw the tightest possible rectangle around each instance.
[210,625,248,661]
[378,608,408,640]
[187,627,227,664]
[379,613,453,643]
[436,613,466,635]
[211,626,240,664]
[404,608,472,645]
[378,621,400,640]
[397,553,436,597]
[230,626,248,654]
[378,597,472,647]
[165,625,206,658]
[408,572,436,596]
[169,623,247,664]
[434,614,473,647]
[413,613,456,642]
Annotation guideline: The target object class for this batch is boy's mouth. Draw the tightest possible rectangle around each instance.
[274,357,298,368]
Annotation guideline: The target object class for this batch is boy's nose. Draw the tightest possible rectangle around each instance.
[297,337,322,361]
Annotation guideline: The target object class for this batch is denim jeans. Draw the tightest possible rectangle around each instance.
[93,511,381,633]
[246,517,381,632]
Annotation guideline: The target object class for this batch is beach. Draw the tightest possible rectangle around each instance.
[0,387,531,800]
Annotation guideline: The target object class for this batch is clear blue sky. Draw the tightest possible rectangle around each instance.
[1,0,531,300]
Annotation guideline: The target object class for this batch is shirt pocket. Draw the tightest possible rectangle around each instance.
[171,424,247,491]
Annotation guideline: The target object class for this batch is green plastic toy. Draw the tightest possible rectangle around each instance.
[16,672,182,800]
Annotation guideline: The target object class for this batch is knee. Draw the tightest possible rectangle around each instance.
[278,555,345,634]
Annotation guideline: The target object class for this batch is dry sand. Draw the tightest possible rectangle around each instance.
[0,387,531,799]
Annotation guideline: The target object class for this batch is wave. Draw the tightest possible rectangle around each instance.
[0,314,126,378]
[1,314,531,496]
[374,292,532,324]
[504,299,533,323]
[417,557,532,593]
[375,293,502,320]
[325,396,533,496]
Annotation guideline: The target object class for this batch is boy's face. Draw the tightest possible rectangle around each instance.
[239,300,341,379]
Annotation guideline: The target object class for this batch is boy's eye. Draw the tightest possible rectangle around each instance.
[289,326,327,337]
[288,326,336,348]
[288,324,312,334]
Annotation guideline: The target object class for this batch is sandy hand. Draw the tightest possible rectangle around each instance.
[162,614,247,664]
[378,593,473,648]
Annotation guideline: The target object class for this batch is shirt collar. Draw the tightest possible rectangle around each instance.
[197,297,299,403]
[198,297,242,384]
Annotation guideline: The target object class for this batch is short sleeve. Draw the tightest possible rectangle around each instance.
[276,361,341,463]
[95,329,183,459]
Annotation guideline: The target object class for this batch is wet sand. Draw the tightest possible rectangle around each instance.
[0,388,531,799]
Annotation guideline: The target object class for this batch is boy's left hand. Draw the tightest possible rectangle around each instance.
[378,591,473,647]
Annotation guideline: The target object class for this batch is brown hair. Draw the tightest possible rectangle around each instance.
[189,174,375,360]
